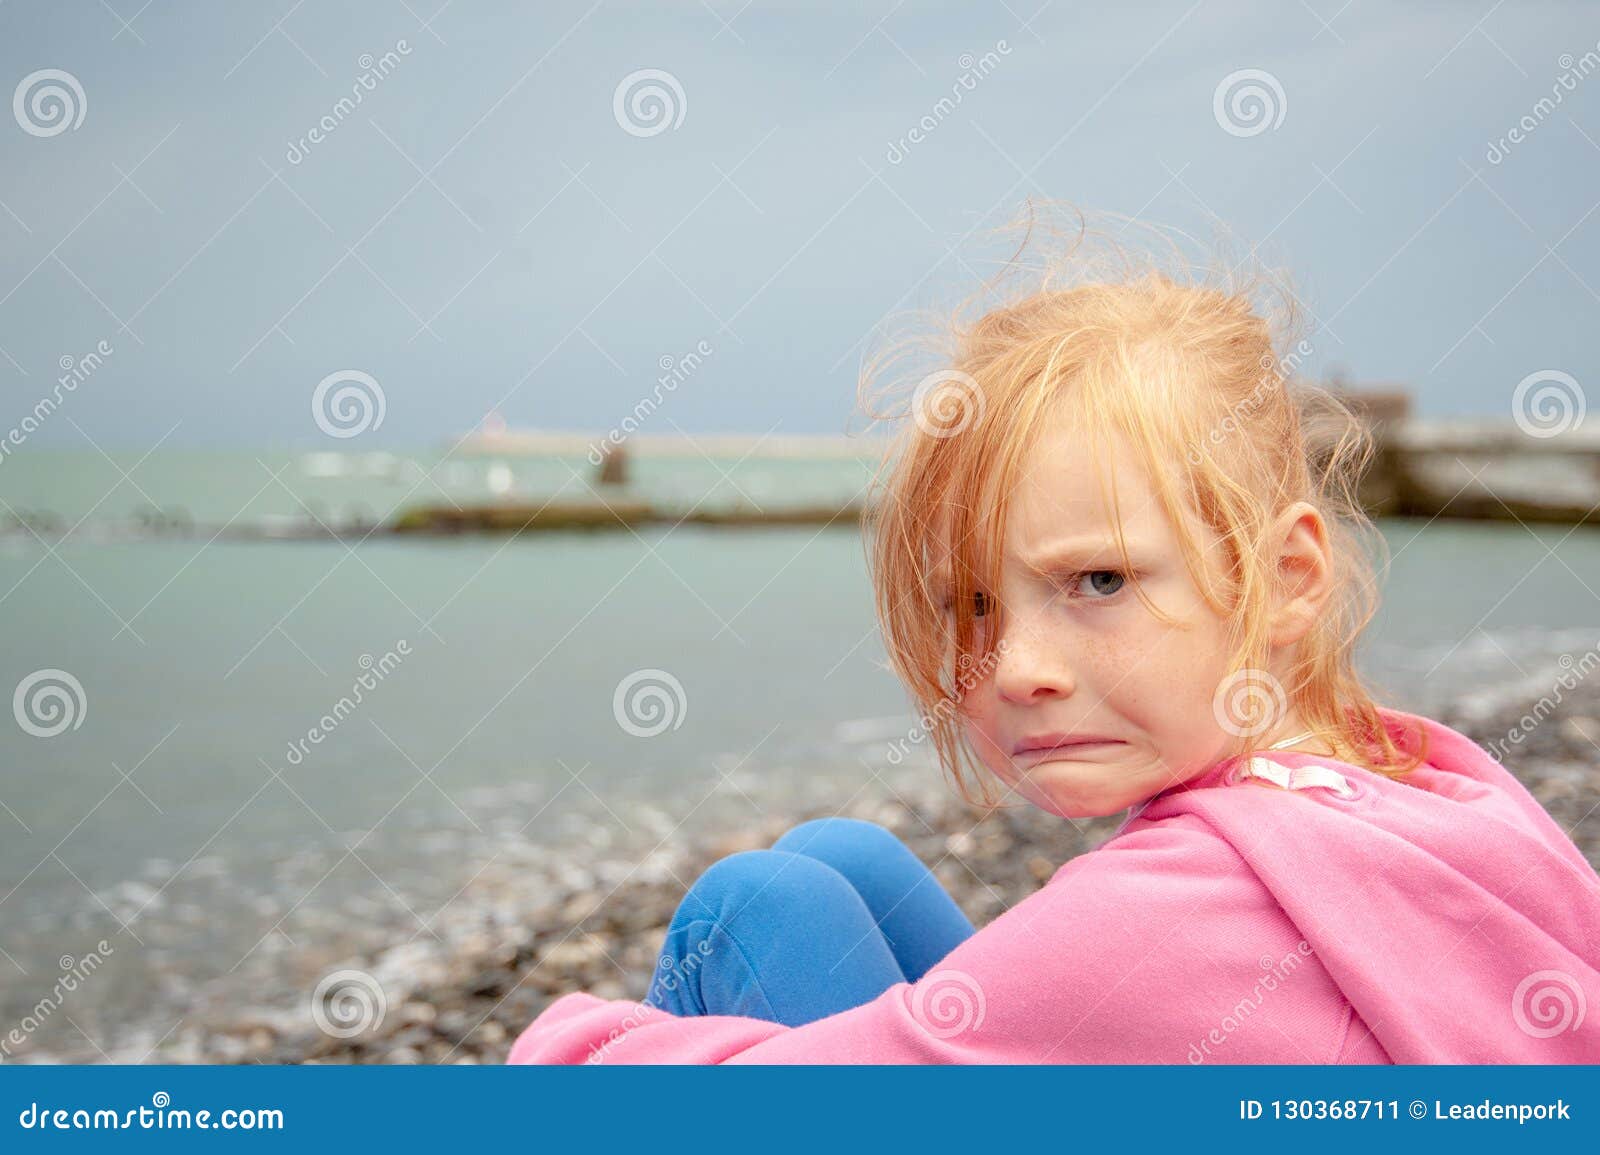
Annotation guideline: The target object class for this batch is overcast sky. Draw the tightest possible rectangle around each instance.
[1,1,1596,448]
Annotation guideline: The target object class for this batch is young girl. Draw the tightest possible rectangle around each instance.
[509,215,1600,1064]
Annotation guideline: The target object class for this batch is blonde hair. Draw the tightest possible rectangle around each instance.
[858,205,1427,807]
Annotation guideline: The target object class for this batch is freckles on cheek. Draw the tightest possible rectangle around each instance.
[1096,631,1163,699]
[1109,647,1194,739]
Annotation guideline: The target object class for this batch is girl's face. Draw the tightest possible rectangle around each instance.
[951,410,1270,819]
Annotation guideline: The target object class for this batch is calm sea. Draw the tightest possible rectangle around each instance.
[2,447,1598,1057]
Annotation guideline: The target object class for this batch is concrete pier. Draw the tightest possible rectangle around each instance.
[390,394,1598,536]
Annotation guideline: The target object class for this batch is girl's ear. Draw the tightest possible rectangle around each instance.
[1267,501,1333,648]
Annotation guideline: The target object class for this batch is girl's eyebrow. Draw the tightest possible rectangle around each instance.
[927,536,1137,590]
[1017,535,1129,576]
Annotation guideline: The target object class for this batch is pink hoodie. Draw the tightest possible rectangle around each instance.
[508,709,1600,1063]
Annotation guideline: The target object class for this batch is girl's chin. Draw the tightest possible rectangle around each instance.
[1005,756,1159,820]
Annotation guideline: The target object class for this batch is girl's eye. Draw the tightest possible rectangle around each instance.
[1070,570,1126,599]
[938,590,992,618]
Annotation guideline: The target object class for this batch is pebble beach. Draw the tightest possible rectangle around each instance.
[128,681,1600,1066]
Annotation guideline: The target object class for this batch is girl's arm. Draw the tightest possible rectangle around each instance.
[508,813,1339,1064]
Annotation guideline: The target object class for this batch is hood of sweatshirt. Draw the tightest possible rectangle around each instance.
[1134,707,1600,1062]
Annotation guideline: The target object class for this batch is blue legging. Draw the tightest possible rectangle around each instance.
[642,817,977,1026]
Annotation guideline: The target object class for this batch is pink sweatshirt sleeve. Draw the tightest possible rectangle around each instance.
[508,813,1346,1064]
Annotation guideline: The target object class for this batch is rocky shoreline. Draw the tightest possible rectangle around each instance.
[146,686,1600,1065]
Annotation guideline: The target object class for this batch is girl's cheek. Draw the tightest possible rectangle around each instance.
[974,728,1017,785]
[961,707,1002,768]
[959,699,986,744]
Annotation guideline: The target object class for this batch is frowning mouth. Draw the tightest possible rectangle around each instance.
[1010,735,1125,763]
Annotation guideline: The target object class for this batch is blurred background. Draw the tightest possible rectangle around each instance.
[1,1,1597,1062]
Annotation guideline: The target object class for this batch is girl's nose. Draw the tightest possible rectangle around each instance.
[992,612,1076,704]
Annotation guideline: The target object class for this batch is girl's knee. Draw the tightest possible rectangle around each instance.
[773,815,906,865]
[679,848,854,923]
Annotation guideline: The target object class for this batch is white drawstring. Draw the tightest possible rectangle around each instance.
[1239,757,1356,795]
[1229,728,1359,796]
